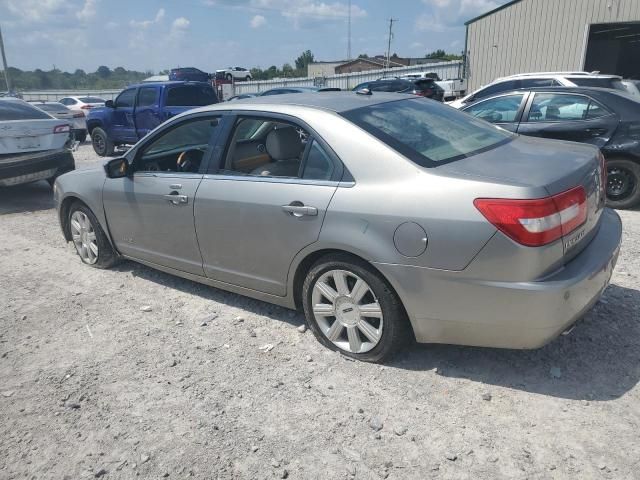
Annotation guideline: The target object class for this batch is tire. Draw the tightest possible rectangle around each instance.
[68,202,118,269]
[605,158,640,210]
[91,127,115,157]
[302,253,410,363]
[226,73,233,82]
[245,76,251,82]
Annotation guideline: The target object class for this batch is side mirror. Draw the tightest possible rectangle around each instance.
[105,100,114,108]
[104,157,128,178]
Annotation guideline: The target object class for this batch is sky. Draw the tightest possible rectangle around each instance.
[0,0,510,73]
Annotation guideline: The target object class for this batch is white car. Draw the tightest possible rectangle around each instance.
[448,72,627,108]
[31,101,88,142]
[622,79,640,98]
[216,67,252,82]
[58,96,106,112]
[0,98,75,187]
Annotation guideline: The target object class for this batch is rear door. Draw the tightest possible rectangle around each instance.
[134,86,162,138]
[163,84,219,121]
[462,92,528,133]
[111,88,137,143]
[194,113,342,296]
[517,92,619,147]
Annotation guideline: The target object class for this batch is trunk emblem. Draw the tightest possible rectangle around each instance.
[564,229,586,250]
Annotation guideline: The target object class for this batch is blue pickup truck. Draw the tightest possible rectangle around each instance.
[87,81,218,156]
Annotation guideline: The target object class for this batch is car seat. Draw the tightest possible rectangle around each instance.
[251,127,302,177]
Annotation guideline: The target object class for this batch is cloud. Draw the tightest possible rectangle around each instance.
[5,0,70,23]
[76,0,98,21]
[416,0,501,31]
[170,17,191,39]
[250,14,267,28]
[205,0,366,22]
[130,8,166,28]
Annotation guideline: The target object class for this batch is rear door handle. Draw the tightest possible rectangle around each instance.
[281,204,318,217]
[163,193,188,205]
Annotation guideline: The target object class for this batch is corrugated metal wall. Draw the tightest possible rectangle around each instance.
[466,0,640,90]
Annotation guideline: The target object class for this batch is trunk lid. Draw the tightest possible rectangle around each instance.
[0,119,69,154]
[440,135,605,257]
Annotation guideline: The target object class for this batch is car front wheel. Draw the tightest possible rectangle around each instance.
[606,158,640,209]
[91,127,115,157]
[302,253,410,363]
[68,202,118,268]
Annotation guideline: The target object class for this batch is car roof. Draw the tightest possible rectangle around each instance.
[126,81,211,88]
[205,91,411,113]
[495,72,621,82]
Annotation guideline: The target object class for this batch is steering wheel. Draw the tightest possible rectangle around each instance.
[176,149,203,173]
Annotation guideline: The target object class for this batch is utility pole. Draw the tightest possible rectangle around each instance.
[347,0,352,60]
[0,24,12,93]
[385,18,397,69]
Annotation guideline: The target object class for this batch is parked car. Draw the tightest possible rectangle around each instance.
[54,92,620,362]
[58,96,105,112]
[0,98,74,187]
[216,67,252,82]
[169,67,211,83]
[622,79,640,98]
[449,72,627,108]
[227,93,258,101]
[461,86,640,209]
[258,86,341,96]
[31,101,88,142]
[353,79,444,101]
[86,81,219,156]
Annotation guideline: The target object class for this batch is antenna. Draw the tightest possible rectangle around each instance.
[347,0,352,60]
[385,18,397,69]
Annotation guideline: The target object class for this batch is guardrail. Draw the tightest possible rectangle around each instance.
[20,90,121,102]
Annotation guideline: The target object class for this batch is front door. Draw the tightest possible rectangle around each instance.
[194,115,342,296]
[134,86,162,139]
[111,88,138,143]
[517,92,618,147]
[103,114,222,275]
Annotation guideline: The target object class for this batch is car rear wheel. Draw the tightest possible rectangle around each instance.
[245,76,251,81]
[302,253,410,362]
[606,158,640,209]
[226,74,233,82]
[68,203,118,269]
[91,127,115,157]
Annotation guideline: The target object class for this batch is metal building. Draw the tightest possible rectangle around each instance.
[464,0,640,90]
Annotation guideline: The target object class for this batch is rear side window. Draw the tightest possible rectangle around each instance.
[0,100,52,120]
[137,87,158,107]
[36,103,69,113]
[343,98,512,166]
[166,85,218,106]
[78,97,105,103]
[464,93,525,123]
[526,93,609,122]
[567,77,626,91]
[519,78,560,88]
[474,80,518,100]
[303,140,334,180]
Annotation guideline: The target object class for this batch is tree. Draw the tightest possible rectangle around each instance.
[282,63,294,77]
[294,50,315,70]
[96,65,111,78]
[357,53,369,59]
[425,49,462,61]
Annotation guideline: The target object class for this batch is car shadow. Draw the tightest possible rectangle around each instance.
[113,260,304,327]
[0,181,55,215]
[391,283,640,401]
[114,259,638,401]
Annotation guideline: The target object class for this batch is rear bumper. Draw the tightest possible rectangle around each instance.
[0,149,75,186]
[375,208,622,349]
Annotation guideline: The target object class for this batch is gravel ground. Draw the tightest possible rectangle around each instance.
[1,144,639,480]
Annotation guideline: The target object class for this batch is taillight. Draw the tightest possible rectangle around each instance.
[474,186,587,247]
[80,105,92,109]
[53,124,70,134]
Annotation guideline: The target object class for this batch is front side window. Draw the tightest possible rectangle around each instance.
[135,117,219,174]
[464,94,525,123]
[115,89,136,108]
[526,93,608,122]
[343,98,512,166]
[166,85,218,107]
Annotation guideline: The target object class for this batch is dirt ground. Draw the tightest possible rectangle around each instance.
[1,144,639,480]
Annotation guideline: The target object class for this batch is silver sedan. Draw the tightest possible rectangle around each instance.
[54,92,622,362]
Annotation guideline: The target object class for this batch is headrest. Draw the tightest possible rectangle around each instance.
[266,127,302,160]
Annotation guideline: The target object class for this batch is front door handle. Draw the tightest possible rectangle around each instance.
[281,203,318,217]
[163,193,188,205]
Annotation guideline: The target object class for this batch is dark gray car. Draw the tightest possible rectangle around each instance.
[54,92,621,362]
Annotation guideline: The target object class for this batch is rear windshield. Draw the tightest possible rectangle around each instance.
[166,85,218,106]
[36,103,69,113]
[567,77,626,91]
[342,98,512,167]
[78,97,105,103]
[0,100,52,121]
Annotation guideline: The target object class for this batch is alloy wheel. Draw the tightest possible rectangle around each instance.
[311,269,383,354]
[93,134,105,155]
[70,211,99,264]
